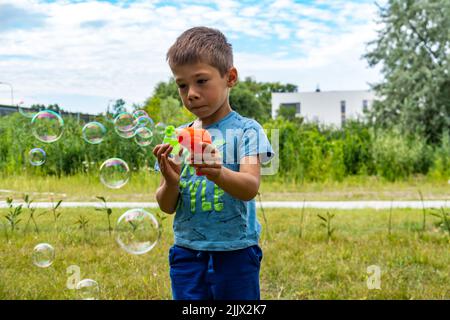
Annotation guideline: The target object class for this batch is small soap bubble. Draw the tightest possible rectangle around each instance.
[82,122,106,144]
[135,116,154,129]
[115,209,160,255]
[31,110,64,143]
[104,100,126,123]
[134,127,153,147]
[114,112,136,132]
[114,126,136,139]
[17,100,41,119]
[76,279,100,300]
[133,109,148,119]
[32,243,55,268]
[99,158,130,189]
[29,148,46,166]
[154,122,167,135]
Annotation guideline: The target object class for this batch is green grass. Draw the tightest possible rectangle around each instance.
[0,207,448,299]
[0,173,449,202]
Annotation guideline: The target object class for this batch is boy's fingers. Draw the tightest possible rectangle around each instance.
[200,142,217,154]
[160,154,172,173]
[156,144,170,161]
[159,155,166,171]
[152,145,161,156]
[196,167,220,176]
[191,163,221,169]
[172,148,185,165]
[163,145,173,158]
[153,143,167,155]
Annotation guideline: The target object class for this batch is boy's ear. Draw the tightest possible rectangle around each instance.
[227,67,238,87]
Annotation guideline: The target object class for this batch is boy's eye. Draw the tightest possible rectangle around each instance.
[198,79,207,84]
[178,84,186,89]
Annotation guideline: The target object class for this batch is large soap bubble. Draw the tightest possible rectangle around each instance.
[114,112,136,132]
[133,109,148,119]
[99,158,130,189]
[134,127,153,147]
[31,110,64,143]
[76,279,100,300]
[135,115,154,129]
[115,209,160,255]
[17,100,41,119]
[82,122,106,144]
[154,122,167,136]
[32,243,55,268]
[114,126,136,139]
[29,148,46,166]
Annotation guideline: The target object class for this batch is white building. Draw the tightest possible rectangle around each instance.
[271,90,376,127]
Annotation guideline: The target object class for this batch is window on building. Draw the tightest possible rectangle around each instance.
[340,100,346,126]
[362,100,368,112]
[278,103,300,120]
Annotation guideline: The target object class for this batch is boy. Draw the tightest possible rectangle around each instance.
[153,26,274,300]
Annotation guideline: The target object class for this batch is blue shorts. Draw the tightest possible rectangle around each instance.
[168,244,263,300]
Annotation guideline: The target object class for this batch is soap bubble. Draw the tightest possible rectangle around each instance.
[31,110,64,143]
[82,122,106,144]
[114,112,136,132]
[104,100,126,123]
[17,100,41,119]
[32,243,55,268]
[133,109,148,119]
[115,209,160,255]
[29,148,46,166]
[114,126,136,139]
[134,127,153,147]
[105,111,121,124]
[76,279,100,300]
[154,122,167,135]
[99,158,130,189]
[135,116,154,129]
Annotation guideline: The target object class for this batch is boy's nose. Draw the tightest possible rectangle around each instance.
[187,88,200,100]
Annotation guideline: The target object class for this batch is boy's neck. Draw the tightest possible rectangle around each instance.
[195,104,232,128]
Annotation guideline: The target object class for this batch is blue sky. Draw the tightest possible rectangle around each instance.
[0,0,385,114]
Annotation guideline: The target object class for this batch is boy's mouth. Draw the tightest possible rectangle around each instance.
[191,105,207,110]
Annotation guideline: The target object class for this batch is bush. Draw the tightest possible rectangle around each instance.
[428,132,450,180]
[370,128,432,181]
[0,111,444,183]
[0,113,159,176]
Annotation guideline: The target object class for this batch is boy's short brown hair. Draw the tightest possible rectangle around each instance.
[166,26,233,77]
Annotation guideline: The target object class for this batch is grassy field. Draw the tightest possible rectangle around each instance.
[0,173,449,202]
[0,207,448,300]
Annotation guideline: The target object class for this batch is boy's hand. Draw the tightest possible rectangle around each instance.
[153,143,183,186]
[190,142,223,181]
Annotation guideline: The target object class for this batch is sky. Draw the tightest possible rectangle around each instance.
[0,0,386,114]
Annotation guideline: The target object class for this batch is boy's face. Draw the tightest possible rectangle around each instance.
[172,62,237,120]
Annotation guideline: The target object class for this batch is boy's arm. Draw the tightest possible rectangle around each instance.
[200,155,261,201]
[155,175,180,214]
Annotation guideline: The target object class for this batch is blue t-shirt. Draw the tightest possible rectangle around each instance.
[155,110,274,251]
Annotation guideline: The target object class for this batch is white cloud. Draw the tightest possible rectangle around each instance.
[0,0,384,113]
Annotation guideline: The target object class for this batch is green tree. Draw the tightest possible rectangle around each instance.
[143,96,162,123]
[143,76,298,124]
[111,99,126,114]
[277,104,297,121]
[365,0,450,144]
[47,104,62,113]
[143,78,184,123]
[153,78,180,101]
[231,76,298,122]
[159,96,195,126]
[230,83,265,121]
